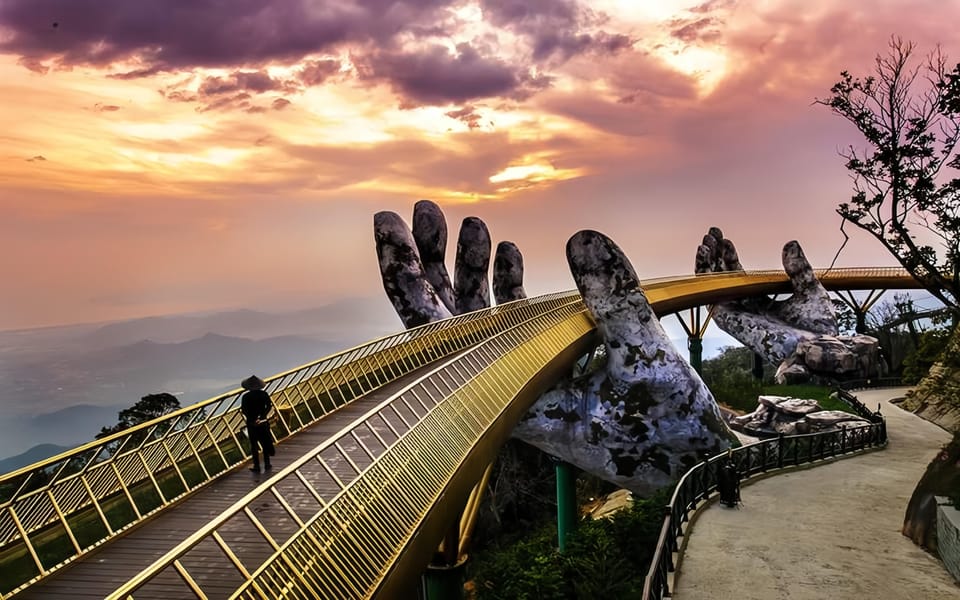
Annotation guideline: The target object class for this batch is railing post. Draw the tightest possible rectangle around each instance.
[700,457,711,502]
[777,432,784,469]
[664,504,676,573]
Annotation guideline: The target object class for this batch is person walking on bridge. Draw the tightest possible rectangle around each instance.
[240,375,275,473]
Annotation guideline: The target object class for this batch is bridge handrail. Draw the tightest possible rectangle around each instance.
[103,298,596,598]
[0,289,581,597]
[641,386,890,599]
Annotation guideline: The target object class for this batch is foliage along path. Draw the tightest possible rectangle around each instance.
[673,388,958,599]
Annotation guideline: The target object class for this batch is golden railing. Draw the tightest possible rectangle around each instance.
[0,290,580,598]
[104,297,597,599]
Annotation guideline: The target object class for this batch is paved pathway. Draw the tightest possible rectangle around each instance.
[674,388,959,599]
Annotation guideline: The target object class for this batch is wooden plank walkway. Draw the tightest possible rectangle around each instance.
[15,363,442,600]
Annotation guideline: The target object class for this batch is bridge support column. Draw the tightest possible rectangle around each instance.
[422,520,467,600]
[833,289,886,334]
[676,306,713,376]
[421,462,494,600]
[688,336,703,375]
[422,559,467,600]
[554,458,577,552]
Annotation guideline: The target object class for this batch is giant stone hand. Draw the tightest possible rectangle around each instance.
[375,202,737,495]
[695,227,881,383]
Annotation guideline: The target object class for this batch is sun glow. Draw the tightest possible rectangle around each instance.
[488,161,587,192]
[655,44,729,96]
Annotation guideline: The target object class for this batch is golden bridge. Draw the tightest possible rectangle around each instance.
[0,268,920,599]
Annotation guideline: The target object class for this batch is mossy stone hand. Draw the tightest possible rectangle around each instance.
[375,202,737,495]
[695,227,881,383]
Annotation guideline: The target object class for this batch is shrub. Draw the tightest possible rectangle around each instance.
[468,488,671,599]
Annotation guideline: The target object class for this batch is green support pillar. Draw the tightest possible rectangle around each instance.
[422,560,467,600]
[555,459,577,552]
[688,336,703,375]
[421,520,466,600]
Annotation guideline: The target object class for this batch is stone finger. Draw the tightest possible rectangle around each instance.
[374,211,453,328]
[412,200,457,314]
[493,241,527,304]
[695,227,742,273]
[454,217,491,314]
[778,241,837,335]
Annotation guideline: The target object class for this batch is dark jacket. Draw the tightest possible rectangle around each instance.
[241,389,272,426]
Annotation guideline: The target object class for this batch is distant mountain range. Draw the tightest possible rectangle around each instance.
[77,298,401,349]
[0,443,75,475]
[0,297,403,468]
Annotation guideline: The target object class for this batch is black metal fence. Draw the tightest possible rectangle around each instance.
[641,385,892,599]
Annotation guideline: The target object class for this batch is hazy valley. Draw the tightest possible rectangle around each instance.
[0,297,400,471]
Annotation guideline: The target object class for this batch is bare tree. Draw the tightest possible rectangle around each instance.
[818,36,960,313]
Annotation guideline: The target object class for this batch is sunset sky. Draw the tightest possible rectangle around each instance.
[1,0,957,332]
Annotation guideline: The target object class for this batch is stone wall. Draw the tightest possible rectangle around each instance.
[936,497,960,583]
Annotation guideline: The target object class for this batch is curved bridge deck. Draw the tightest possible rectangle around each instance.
[14,363,440,599]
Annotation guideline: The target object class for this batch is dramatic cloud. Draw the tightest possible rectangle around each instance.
[0,0,634,110]
[360,43,526,105]
[480,0,632,62]
[0,0,451,74]
[298,59,343,86]
[198,70,291,96]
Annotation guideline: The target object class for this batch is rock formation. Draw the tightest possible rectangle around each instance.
[730,395,869,437]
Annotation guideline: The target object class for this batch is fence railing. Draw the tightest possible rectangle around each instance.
[641,386,889,599]
[102,297,596,598]
[0,290,582,598]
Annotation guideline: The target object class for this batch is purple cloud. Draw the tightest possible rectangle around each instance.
[298,59,342,86]
[445,105,484,129]
[0,0,452,74]
[361,44,524,105]
[480,0,632,62]
[0,0,628,109]
[198,70,292,96]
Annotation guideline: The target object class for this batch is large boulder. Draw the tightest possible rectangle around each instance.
[785,334,882,384]
[731,395,870,437]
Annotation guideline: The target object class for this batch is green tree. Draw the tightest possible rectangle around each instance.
[701,346,772,412]
[901,326,951,383]
[96,392,181,439]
